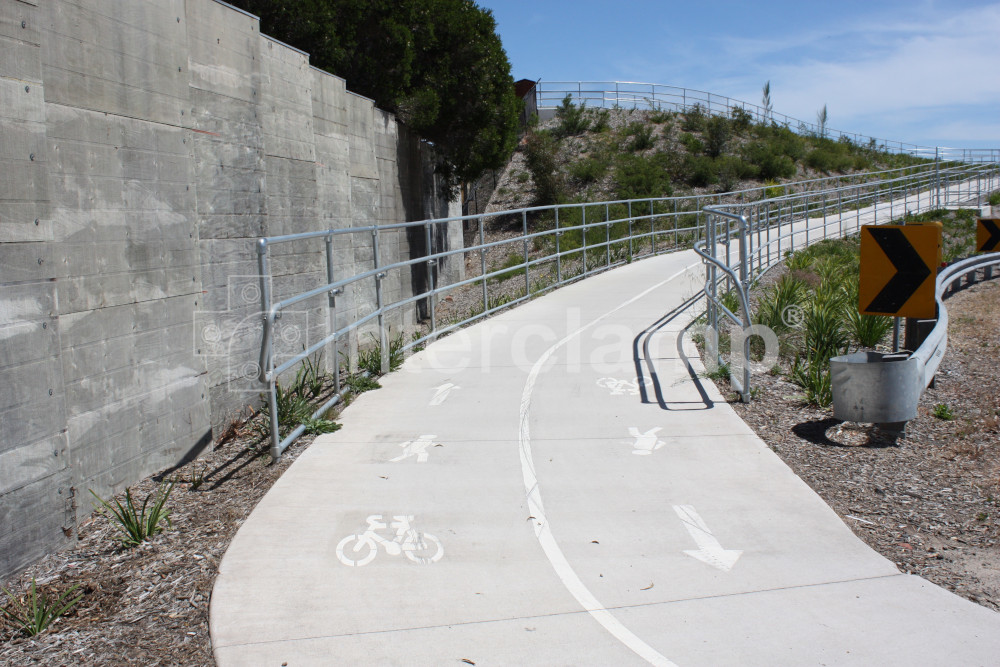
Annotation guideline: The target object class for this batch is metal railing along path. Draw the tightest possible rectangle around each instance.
[255,161,1000,458]
[696,162,1000,400]
[535,81,1000,164]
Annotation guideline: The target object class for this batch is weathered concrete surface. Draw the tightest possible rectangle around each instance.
[0,0,453,578]
[211,251,1000,666]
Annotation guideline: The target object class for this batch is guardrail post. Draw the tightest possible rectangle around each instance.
[582,204,588,274]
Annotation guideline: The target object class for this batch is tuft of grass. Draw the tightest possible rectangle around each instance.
[344,372,381,395]
[302,417,341,435]
[933,403,955,420]
[357,332,405,376]
[989,191,1000,206]
[293,351,326,399]
[704,362,731,382]
[90,481,174,548]
[1,579,83,637]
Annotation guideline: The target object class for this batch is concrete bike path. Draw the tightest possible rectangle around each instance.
[211,250,1000,666]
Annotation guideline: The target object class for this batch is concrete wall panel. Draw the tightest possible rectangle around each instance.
[0,0,453,579]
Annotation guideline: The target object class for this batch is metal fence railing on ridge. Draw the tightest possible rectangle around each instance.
[253,160,1000,458]
[534,81,1000,165]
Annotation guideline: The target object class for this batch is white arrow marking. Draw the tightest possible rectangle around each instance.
[389,434,438,463]
[628,427,664,456]
[672,505,742,572]
[429,382,460,406]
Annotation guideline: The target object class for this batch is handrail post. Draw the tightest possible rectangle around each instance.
[257,239,281,460]
[523,210,530,295]
[425,222,437,334]
[605,203,611,267]
[373,228,388,375]
[479,216,487,311]
[325,234,341,394]
[627,201,634,260]
[582,204,588,275]
[555,208,562,283]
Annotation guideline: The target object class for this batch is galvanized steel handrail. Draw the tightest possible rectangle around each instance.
[695,163,1000,401]
[255,159,999,458]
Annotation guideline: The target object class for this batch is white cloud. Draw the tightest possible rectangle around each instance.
[711,4,1000,144]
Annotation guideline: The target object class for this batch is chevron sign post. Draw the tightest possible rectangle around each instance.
[859,224,941,319]
[977,217,1000,253]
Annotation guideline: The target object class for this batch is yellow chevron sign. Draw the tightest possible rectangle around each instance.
[859,224,940,319]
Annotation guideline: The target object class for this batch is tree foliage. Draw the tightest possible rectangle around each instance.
[231,0,520,191]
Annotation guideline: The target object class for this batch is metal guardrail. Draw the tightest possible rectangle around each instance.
[831,251,1000,425]
[535,81,1000,164]
[255,160,1000,458]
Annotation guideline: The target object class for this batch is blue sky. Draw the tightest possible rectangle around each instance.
[483,1,1000,149]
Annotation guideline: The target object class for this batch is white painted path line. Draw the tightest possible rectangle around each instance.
[518,261,700,667]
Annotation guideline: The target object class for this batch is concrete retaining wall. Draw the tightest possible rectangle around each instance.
[0,0,460,578]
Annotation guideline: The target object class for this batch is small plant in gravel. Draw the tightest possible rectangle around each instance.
[1,578,83,637]
[933,403,956,420]
[344,372,381,395]
[91,481,174,547]
[357,332,405,376]
[989,191,1000,206]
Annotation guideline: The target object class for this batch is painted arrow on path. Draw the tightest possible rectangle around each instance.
[672,505,743,572]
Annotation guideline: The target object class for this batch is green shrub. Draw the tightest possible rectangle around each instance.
[730,107,753,133]
[755,274,807,333]
[704,115,732,158]
[1,579,83,637]
[989,191,1000,206]
[805,147,853,173]
[681,104,706,132]
[524,131,565,205]
[649,108,673,124]
[554,94,590,137]
[592,108,611,133]
[624,122,656,151]
[848,309,892,348]
[613,153,673,199]
[682,154,718,187]
[568,156,609,185]
[680,132,704,154]
[791,354,833,407]
[742,142,796,179]
[91,482,174,548]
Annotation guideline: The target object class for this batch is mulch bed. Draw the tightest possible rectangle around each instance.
[0,414,315,666]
